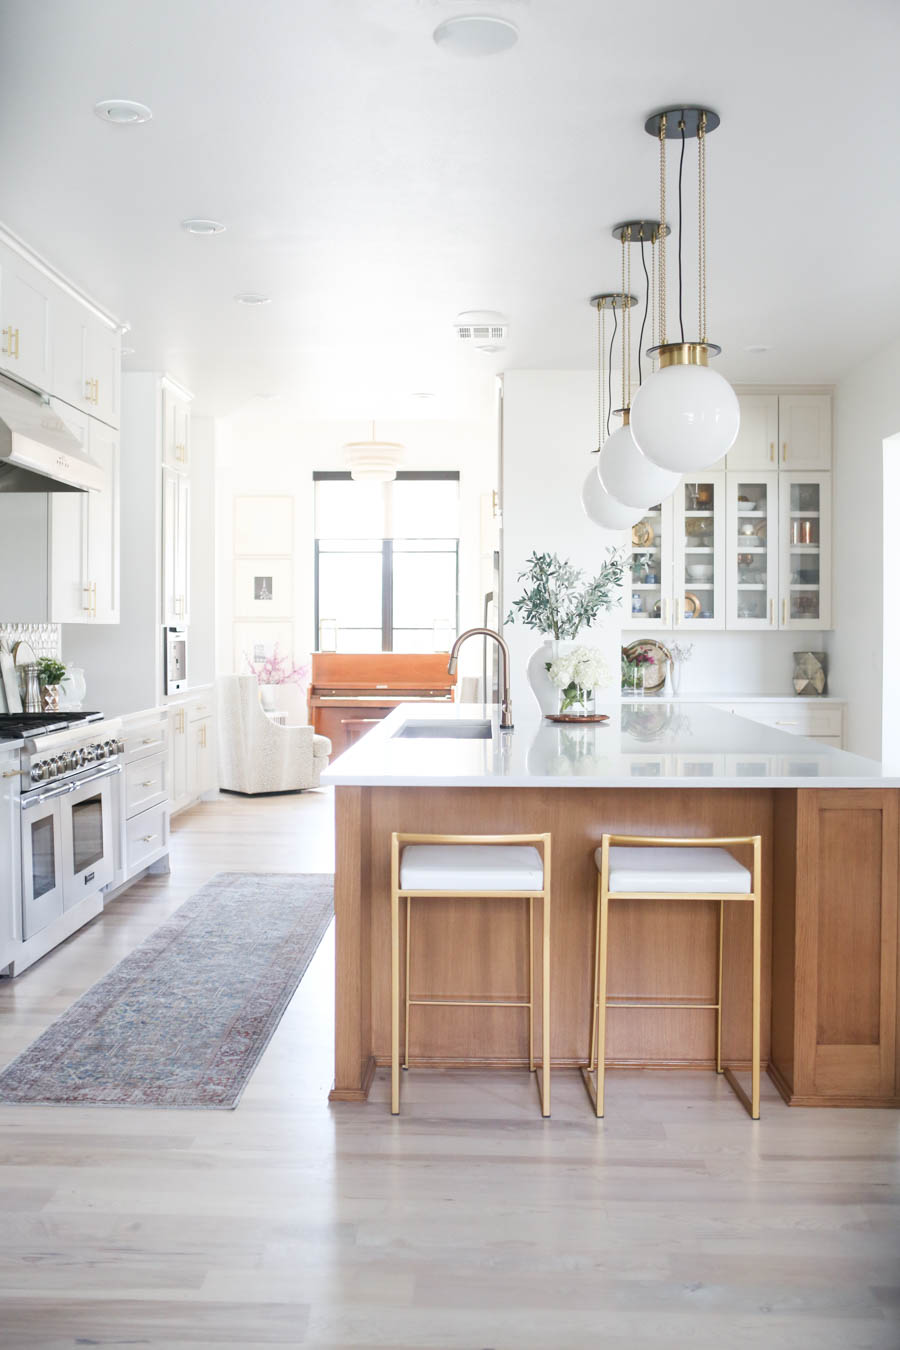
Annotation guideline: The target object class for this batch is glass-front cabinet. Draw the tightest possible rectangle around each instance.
[623,498,675,630]
[673,475,725,630]
[779,473,832,629]
[726,472,779,629]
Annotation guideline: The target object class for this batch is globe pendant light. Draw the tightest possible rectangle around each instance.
[581,290,646,530]
[630,106,740,473]
[343,421,405,481]
[597,221,680,509]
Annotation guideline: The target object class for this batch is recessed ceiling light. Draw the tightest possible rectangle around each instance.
[411,391,436,400]
[181,218,226,236]
[257,393,281,401]
[234,292,271,305]
[744,344,770,354]
[93,99,152,125]
[433,14,519,56]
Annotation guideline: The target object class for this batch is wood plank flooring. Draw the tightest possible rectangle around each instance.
[0,788,898,1349]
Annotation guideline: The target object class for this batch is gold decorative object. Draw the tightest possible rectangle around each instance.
[632,520,654,546]
[793,651,827,696]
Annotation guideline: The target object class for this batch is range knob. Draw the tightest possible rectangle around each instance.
[115,738,125,755]
[83,745,96,763]
[104,739,117,758]
[31,762,48,783]
[95,742,109,760]
[45,757,60,778]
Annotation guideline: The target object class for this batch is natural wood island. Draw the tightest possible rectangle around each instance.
[323,703,900,1109]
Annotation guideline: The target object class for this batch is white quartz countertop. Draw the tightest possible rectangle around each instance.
[321,701,898,790]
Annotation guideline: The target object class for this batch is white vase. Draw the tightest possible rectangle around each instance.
[526,638,578,717]
[259,684,277,711]
[59,666,86,711]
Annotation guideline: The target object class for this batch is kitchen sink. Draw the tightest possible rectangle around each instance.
[394,719,492,740]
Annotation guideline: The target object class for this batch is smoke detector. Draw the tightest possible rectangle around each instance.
[453,310,509,353]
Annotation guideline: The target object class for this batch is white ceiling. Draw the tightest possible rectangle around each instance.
[1,0,899,419]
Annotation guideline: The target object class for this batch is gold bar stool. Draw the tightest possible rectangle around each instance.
[583,833,762,1120]
[390,832,551,1118]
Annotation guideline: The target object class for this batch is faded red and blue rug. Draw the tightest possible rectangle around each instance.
[0,872,333,1109]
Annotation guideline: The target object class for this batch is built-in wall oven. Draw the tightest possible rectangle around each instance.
[164,626,188,694]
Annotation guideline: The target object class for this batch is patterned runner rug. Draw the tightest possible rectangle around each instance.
[0,872,333,1109]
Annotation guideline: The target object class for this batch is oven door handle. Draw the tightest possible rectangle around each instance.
[21,780,76,809]
[69,763,123,790]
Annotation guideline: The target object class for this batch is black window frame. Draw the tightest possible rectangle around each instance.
[313,470,460,652]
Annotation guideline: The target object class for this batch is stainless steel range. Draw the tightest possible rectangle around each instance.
[1,713,124,940]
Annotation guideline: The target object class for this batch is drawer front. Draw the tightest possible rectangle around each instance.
[188,696,213,723]
[125,753,167,818]
[732,703,843,738]
[124,720,167,762]
[125,803,169,875]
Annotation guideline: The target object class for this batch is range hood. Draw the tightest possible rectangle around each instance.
[0,373,103,493]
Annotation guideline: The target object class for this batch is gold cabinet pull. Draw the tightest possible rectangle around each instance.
[82,583,93,614]
[769,598,774,625]
[140,833,158,844]
[175,442,186,462]
[769,441,775,462]
[782,598,787,625]
[141,737,154,745]
[1,327,10,356]
[140,779,155,788]
[775,719,798,727]
[10,327,19,359]
[782,441,788,462]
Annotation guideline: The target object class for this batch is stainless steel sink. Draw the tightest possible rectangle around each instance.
[394,719,492,740]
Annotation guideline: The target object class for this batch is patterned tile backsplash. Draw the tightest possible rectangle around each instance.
[0,623,61,660]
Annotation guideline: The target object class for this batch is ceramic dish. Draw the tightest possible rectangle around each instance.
[686,564,713,580]
[683,592,702,618]
[632,520,654,547]
[621,639,671,694]
[544,713,610,724]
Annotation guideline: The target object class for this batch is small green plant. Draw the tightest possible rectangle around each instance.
[36,657,67,686]
[506,549,626,640]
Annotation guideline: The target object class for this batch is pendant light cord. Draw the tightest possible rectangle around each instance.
[677,120,686,343]
[607,304,617,438]
[638,235,650,387]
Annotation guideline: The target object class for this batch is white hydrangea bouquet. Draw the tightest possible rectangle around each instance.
[546,645,612,716]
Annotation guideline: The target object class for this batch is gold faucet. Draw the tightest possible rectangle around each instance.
[447,628,513,730]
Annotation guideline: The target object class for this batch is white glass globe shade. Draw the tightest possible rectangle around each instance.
[598,423,681,509]
[630,363,740,472]
[581,465,645,531]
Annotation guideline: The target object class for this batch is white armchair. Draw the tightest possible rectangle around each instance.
[216,675,331,795]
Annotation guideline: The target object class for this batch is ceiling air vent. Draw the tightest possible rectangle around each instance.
[453,310,509,353]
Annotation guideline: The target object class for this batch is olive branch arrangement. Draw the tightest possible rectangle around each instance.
[505,549,626,639]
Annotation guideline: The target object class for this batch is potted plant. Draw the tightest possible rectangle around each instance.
[506,549,625,714]
[246,645,310,713]
[36,657,67,713]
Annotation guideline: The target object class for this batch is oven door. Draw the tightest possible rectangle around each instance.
[20,786,67,939]
[59,763,120,909]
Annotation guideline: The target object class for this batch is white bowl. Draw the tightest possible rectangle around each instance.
[686,564,713,580]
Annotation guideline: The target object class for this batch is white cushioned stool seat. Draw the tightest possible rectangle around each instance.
[598,845,752,895]
[400,844,544,892]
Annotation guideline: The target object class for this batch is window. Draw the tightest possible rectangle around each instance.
[314,472,459,652]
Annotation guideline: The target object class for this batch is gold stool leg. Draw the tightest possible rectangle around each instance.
[596,880,609,1118]
[540,890,551,1117]
[716,899,724,1075]
[391,884,400,1116]
[751,890,761,1120]
[404,896,411,1071]
[589,874,601,1074]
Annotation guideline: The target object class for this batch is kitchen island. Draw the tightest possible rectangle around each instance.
[322,701,900,1109]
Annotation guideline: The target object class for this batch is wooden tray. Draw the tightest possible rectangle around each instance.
[544,713,610,724]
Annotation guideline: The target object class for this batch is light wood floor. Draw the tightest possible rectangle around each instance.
[1,789,898,1349]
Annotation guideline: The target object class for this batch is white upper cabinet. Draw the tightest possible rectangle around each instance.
[673,474,726,631]
[48,405,119,624]
[86,419,120,622]
[778,393,831,470]
[49,287,121,428]
[163,388,191,471]
[623,497,676,630]
[724,394,778,471]
[778,473,832,630]
[725,472,779,630]
[727,392,831,471]
[0,244,52,390]
[162,466,191,626]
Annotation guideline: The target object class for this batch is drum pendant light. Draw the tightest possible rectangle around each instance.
[597,222,680,509]
[630,107,740,472]
[343,421,405,482]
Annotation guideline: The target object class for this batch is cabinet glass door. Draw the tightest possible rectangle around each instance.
[675,476,725,629]
[624,498,674,630]
[780,474,832,628]
[726,473,778,629]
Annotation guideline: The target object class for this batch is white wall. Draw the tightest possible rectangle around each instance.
[215,409,497,688]
[501,371,626,712]
[831,336,900,758]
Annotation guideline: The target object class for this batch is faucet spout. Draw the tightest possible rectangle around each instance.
[448,627,513,730]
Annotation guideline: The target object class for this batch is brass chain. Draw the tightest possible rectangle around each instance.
[651,225,658,369]
[698,110,707,344]
[620,236,627,412]
[658,113,667,346]
[625,226,632,406]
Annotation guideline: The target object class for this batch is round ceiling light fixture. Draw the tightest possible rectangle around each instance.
[343,422,405,483]
[234,292,271,305]
[93,99,152,125]
[629,106,740,474]
[182,218,226,235]
[433,14,519,57]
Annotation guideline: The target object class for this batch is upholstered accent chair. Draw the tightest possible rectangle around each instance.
[216,675,331,794]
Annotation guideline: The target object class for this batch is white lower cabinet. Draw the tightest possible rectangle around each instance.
[0,748,21,971]
[167,692,216,816]
[119,711,170,882]
[711,700,845,748]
